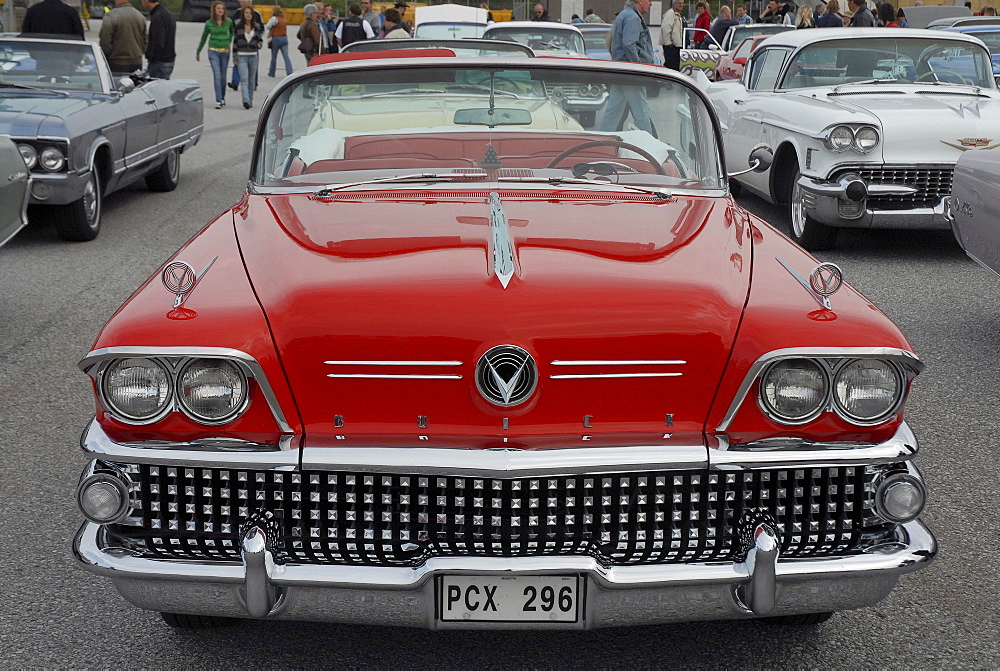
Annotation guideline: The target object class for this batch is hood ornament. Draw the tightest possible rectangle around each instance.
[161,256,217,308]
[476,345,538,407]
[777,258,842,310]
[489,192,519,289]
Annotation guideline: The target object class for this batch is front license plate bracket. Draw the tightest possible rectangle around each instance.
[436,574,585,625]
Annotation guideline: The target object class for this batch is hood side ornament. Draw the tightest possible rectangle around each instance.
[776,258,842,310]
[489,192,519,289]
[162,256,217,308]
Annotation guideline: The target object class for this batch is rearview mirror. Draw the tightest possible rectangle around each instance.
[454,107,532,126]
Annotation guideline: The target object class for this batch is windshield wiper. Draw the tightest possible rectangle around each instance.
[312,171,488,197]
[497,175,673,200]
[0,82,69,96]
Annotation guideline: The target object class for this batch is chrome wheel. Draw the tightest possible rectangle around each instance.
[82,176,99,231]
[790,177,807,239]
[787,166,837,251]
[165,148,179,182]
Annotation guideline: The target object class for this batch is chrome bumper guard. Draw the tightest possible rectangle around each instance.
[74,515,935,628]
[798,175,950,230]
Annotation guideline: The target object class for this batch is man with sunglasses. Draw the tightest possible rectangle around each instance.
[531,3,550,20]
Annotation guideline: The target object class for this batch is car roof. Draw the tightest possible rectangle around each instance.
[926,15,1000,27]
[747,26,989,48]
[943,25,1000,33]
[485,21,584,34]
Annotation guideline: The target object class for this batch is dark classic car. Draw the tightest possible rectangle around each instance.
[948,146,1000,276]
[74,54,935,631]
[0,36,203,241]
[0,133,30,247]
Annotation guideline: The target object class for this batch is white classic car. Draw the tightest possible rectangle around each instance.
[708,28,1000,250]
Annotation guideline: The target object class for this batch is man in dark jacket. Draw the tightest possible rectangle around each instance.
[141,0,176,79]
[21,0,85,39]
[848,0,875,26]
[336,3,374,48]
[531,3,550,20]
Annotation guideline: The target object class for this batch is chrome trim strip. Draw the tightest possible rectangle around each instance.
[301,444,708,475]
[74,517,935,588]
[550,373,683,379]
[551,360,686,366]
[712,422,918,469]
[79,346,294,434]
[81,419,298,467]
[490,191,517,289]
[715,347,924,433]
[326,374,463,379]
[324,360,462,366]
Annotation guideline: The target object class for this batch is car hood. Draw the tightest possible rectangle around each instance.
[825,90,1000,162]
[0,94,97,136]
[236,190,752,448]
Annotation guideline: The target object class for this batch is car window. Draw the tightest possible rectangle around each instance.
[484,28,585,53]
[969,30,1000,54]
[780,37,996,88]
[733,38,755,60]
[748,48,789,90]
[0,40,103,92]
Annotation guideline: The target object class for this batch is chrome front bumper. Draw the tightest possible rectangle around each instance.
[28,170,91,206]
[798,175,950,231]
[74,517,935,629]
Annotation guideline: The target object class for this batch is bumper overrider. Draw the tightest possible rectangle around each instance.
[797,169,951,231]
[73,420,936,629]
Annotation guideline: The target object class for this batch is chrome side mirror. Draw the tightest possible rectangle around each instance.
[727,145,774,177]
[118,77,135,94]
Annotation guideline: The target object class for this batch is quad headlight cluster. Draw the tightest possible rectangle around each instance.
[759,357,904,425]
[98,357,249,425]
[822,125,879,154]
[17,141,67,172]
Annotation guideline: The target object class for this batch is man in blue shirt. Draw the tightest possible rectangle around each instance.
[599,0,655,133]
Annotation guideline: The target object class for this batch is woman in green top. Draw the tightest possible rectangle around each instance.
[196,1,235,108]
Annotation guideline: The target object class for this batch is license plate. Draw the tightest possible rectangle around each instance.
[437,575,583,623]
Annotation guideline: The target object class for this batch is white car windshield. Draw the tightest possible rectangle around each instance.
[256,63,725,193]
[782,37,996,88]
[484,28,585,54]
[0,40,102,92]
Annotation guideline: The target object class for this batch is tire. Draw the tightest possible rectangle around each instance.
[761,611,835,626]
[53,169,102,242]
[145,147,181,192]
[788,166,837,251]
[160,612,238,629]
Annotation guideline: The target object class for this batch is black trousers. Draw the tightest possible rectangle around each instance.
[663,45,681,71]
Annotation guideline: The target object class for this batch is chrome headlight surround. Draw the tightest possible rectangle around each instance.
[874,470,926,523]
[758,358,830,425]
[833,358,904,425]
[99,357,173,424]
[77,462,134,524]
[94,354,253,426]
[17,143,37,170]
[39,146,66,172]
[176,358,250,425]
[821,124,880,154]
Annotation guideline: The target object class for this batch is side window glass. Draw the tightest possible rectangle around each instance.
[751,48,788,90]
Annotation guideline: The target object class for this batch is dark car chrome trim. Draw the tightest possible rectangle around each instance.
[80,346,294,434]
[716,347,923,433]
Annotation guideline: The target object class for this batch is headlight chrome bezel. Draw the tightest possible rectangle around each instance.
[99,357,173,423]
[821,124,880,154]
[17,143,38,170]
[758,356,907,427]
[176,358,250,425]
[39,146,66,172]
[97,355,252,426]
[758,358,830,425]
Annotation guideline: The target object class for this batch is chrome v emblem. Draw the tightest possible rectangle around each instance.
[488,356,528,404]
[490,192,518,289]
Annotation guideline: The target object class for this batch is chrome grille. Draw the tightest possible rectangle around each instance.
[107,463,895,567]
[833,166,953,209]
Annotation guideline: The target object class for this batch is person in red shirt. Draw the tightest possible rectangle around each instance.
[693,1,712,48]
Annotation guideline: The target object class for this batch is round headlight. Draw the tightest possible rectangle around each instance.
[78,474,131,524]
[178,358,248,423]
[760,358,828,423]
[101,357,172,422]
[854,127,879,153]
[17,144,37,170]
[39,146,65,172]
[875,473,926,523]
[834,359,901,423]
[828,126,854,151]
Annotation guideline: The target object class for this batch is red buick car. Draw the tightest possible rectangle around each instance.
[73,53,935,631]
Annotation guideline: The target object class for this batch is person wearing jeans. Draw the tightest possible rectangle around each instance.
[195,0,234,108]
[233,5,264,108]
[265,5,293,78]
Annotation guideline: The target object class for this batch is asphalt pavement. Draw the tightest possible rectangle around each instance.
[0,19,997,668]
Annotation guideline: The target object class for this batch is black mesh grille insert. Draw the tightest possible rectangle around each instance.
[107,463,895,567]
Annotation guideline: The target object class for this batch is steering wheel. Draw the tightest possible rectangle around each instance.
[915,69,969,84]
[547,140,666,175]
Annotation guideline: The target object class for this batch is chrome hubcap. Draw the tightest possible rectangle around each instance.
[166,150,178,181]
[790,179,806,238]
[83,178,98,228]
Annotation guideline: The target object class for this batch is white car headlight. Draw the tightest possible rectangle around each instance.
[834,358,902,423]
[760,358,828,423]
[101,357,172,422]
[178,358,248,423]
[828,125,854,151]
[40,146,65,172]
[854,127,879,153]
[17,144,37,170]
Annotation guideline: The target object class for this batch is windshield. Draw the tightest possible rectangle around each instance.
[967,30,1000,55]
[414,23,487,39]
[0,40,102,92]
[343,39,532,58]
[781,37,996,88]
[484,28,586,54]
[581,29,611,53]
[255,63,724,193]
